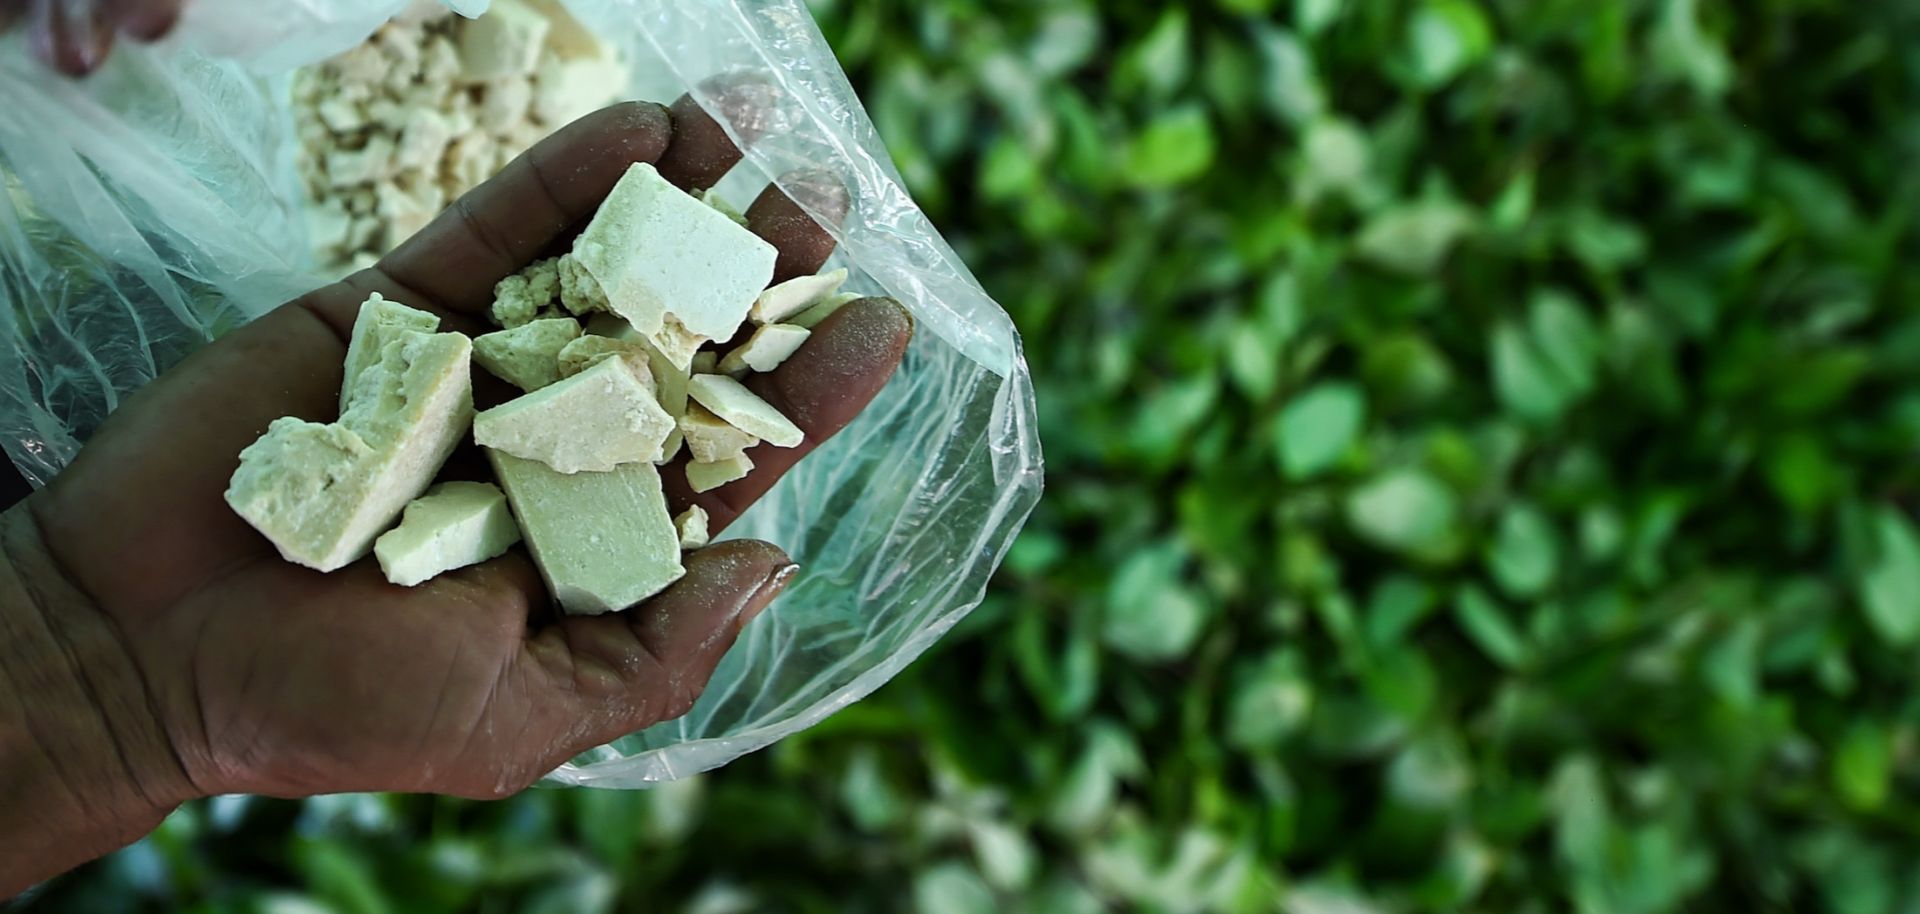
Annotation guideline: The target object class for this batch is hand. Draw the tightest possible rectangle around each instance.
[2,0,184,76]
[0,98,912,894]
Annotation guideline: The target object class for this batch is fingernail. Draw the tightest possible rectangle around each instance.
[742,562,799,626]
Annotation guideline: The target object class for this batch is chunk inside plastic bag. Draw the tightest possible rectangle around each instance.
[0,0,1042,786]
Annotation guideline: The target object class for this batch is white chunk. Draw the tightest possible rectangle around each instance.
[674,506,711,551]
[457,0,550,80]
[394,110,453,172]
[532,55,630,126]
[375,481,522,587]
[479,76,534,127]
[689,351,718,374]
[718,324,810,376]
[687,374,804,448]
[686,453,753,494]
[569,162,776,367]
[327,134,396,185]
[474,356,674,474]
[750,268,848,325]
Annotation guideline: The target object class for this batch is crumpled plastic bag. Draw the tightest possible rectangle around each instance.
[0,0,1042,786]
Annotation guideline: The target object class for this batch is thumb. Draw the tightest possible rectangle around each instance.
[515,539,796,772]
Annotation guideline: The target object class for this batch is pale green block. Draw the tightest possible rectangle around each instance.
[750,268,848,325]
[687,373,803,448]
[570,162,775,359]
[375,481,522,586]
[473,317,581,392]
[229,330,474,571]
[474,356,673,473]
[583,312,639,340]
[489,450,685,615]
[679,402,757,463]
[556,334,651,380]
[789,291,862,331]
[686,452,753,494]
[718,323,810,376]
[674,505,710,550]
[340,293,440,413]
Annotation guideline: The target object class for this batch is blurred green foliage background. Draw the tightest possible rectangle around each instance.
[22,0,1920,911]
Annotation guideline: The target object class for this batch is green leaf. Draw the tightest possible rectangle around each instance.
[1226,331,1279,400]
[1124,8,1190,98]
[1275,382,1366,478]
[1492,321,1573,423]
[1764,433,1839,513]
[1486,503,1559,598]
[1346,469,1460,558]
[1124,106,1217,187]
[978,134,1041,201]
[914,863,998,914]
[1364,575,1437,648]
[1363,332,1454,407]
[1104,541,1207,662]
[1406,0,1494,88]
[1859,506,1920,645]
[1226,651,1314,749]
[1527,290,1600,395]
[1453,584,1530,669]
[1296,0,1343,34]
[292,841,393,914]
[1832,723,1892,811]
[1355,199,1475,275]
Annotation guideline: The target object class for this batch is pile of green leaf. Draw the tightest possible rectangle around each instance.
[23,0,1920,912]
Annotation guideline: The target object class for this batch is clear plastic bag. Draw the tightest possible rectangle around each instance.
[0,0,1042,786]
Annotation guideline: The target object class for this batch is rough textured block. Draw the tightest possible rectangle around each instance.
[750,268,847,325]
[489,451,685,615]
[339,293,439,412]
[556,334,652,381]
[472,317,580,392]
[375,481,521,586]
[675,506,710,550]
[457,0,549,80]
[569,162,776,366]
[679,403,758,463]
[474,356,673,473]
[718,324,810,376]
[687,452,753,494]
[687,374,804,448]
[229,330,474,571]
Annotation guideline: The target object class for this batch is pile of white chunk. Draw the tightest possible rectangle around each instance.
[295,0,626,274]
[227,160,858,615]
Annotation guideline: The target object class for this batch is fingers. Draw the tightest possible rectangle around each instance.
[748,170,851,285]
[655,76,783,192]
[103,0,180,41]
[664,298,913,532]
[19,0,182,75]
[373,101,674,318]
[515,540,796,756]
[26,0,113,76]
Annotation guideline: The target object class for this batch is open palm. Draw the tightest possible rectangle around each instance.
[15,99,912,806]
